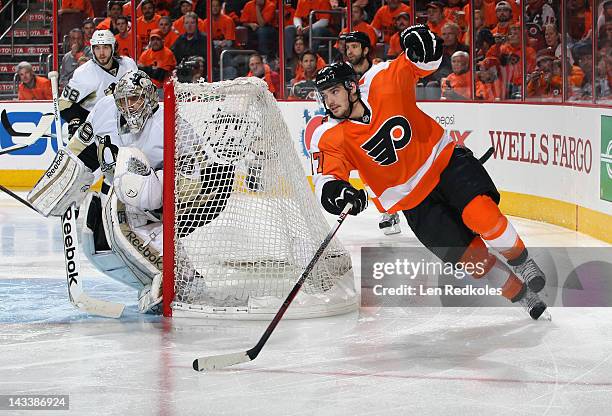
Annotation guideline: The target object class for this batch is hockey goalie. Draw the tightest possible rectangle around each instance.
[28,71,169,314]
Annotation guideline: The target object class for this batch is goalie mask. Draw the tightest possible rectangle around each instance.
[114,70,158,134]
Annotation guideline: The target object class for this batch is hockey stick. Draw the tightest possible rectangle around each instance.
[0,144,28,155]
[193,202,353,372]
[479,146,495,164]
[0,110,55,155]
[1,109,55,139]
[48,71,125,319]
[0,183,41,214]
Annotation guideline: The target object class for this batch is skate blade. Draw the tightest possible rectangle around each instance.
[539,309,552,321]
[382,225,401,235]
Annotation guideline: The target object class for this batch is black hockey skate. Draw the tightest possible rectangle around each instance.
[379,212,401,235]
[512,257,546,292]
[518,287,551,320]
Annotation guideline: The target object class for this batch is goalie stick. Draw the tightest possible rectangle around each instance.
[193,202,353,372]
[48,71,125,319]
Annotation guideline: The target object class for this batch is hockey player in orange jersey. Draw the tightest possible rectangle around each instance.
[311,24,549,320]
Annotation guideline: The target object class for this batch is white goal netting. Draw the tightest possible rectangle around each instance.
[167,77,357,319]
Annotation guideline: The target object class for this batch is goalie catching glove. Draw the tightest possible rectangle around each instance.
[113,147,163,211]
[321,180,368,216]
[400,24,443,64]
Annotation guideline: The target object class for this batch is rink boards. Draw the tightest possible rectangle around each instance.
[0,100,610,242]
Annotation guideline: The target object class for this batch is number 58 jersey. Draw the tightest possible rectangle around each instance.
[60,57,138,114]
[310,54,455,213]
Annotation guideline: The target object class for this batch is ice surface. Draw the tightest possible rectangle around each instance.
[1,192,611,415]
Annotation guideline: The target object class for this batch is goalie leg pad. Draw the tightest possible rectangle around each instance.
[102,190,163,287]
[28,149,94,217]
[78,193,145,290]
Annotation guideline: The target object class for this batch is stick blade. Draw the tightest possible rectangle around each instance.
[0,144,28,155]
[76,294,125,318]
[193,351,252,372]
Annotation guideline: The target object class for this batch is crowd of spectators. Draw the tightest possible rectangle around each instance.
[11,0,612,103]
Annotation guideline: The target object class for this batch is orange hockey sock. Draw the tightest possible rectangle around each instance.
[459,237,496,279]
[459,237,525,302]
[462,195,527,263]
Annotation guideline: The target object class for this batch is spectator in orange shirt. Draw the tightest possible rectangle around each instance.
[527,48,562,99]
[115,16,134,58]
[247,53,279,97]
[441,51,472,100]
[443,0,463,22]
[59,0,94,18]
[291,49,318,84]
[338,5,377,51]
[173,0,206,35]
[387,12,411,59]
[17,62,52,101]
[203,0,236,50]
[123,0,171,18]
[426,2,448,36]
[159,16,180,48]
[82,18,95,46]
[371,0,410,44]
[96,1,124,34]
[138,29,177,88]
[290,50,319,99]
[137,0,162,55]
[240,0,278,59]
[492,1,514,36]
[500,24,537,98]
[284,0,332,62]
[224,0,250,25]
[291,36,326,81]
[475,56,504,100]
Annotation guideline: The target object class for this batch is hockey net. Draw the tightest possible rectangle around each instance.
[162,77,357,319]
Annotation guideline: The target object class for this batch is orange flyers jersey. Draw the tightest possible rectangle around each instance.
[310,55,455,213]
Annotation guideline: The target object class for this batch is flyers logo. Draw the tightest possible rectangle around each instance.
[361,116,412,166]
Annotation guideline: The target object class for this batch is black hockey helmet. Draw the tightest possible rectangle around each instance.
[315,62,358,93]
[343,31,371,49]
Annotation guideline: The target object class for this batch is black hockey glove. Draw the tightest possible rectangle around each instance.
[67,118,81,135]
[321,180,368,216]
[400,24,443,64]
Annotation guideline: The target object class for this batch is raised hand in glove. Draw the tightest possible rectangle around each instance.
[400,24,443,64]
[321,180,368,216]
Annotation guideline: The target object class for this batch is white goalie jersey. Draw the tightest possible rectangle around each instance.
[71,94,164,179]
